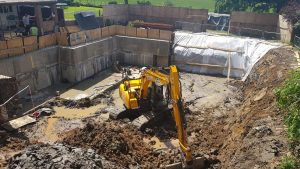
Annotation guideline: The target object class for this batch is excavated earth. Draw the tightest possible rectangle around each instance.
[0,47,297,169]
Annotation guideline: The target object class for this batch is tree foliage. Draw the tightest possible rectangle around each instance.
[215,0,288,14]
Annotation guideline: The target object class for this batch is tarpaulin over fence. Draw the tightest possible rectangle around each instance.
[173,31,282,80]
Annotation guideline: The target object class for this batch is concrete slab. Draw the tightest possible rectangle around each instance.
[2,115,36,131]
[60,70,123,100]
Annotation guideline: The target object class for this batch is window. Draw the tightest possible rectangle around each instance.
[3,6,8,13]
[9,6,13,12]
[0,7,3,14]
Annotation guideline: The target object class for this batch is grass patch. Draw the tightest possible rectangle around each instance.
[279,155,299,169]
[63,6,102,20]
[275,69,300,140]
[74,0,216,12]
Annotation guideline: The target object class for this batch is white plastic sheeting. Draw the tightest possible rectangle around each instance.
[173,31,282,80]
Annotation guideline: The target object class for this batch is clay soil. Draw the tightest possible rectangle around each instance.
[0,47,298,169]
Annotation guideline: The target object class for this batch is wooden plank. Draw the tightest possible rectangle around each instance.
[101,27,109,38]
[136,28,148,38]
[57,32,69,46]
[125,27,137,37]
[7,37,24,57]
[23,36,38,53]
[39,34,57,49]
[148,29,160,39]
[84,30,92,42]
[90,28,102,41]
[2,115,36,131]
[69,31,86,46]
[116,25,126,35]
[85,29,101,42]
[0,41,8,59]
[159,30,172,41]
[183,62,244,71]
[108,25,117,36]
[65,25,81,33]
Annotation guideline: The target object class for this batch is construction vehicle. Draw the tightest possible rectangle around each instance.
[118,65,203,169]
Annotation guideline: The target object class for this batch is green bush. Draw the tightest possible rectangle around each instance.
[279,155,299,169]
[275,69,300,140]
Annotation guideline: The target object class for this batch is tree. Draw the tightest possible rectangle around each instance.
[280,0,300,36]
[124,0,128,4]
[215,0,289,14]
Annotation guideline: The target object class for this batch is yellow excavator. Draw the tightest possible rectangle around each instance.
[119,65,203,169]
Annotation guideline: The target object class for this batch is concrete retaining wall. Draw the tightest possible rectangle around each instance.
[0,46,59,91]
[60,37,116,83]
[115,36,169,67]
[0,35,170,90]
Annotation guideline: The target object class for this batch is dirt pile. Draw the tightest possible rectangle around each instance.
[62,121,182,168]
[183,48,297,169]
[221,48,296,168]
[218,48,297,168]
[8,143,121,169]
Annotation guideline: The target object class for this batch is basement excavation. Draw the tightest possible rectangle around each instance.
[0,35,297,168]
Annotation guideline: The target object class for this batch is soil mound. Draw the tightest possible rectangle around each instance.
[62,121,181,168]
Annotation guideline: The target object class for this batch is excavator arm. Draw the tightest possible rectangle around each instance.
[137,66,193,164]
[119,65,203,168]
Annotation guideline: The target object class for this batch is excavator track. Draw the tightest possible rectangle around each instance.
[105,106,169,130]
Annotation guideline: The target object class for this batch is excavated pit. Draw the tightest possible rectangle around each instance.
[0,47,298,169]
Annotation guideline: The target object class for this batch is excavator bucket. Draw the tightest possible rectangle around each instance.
[165,157,205,169]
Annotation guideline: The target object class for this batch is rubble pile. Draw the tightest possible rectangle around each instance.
[62,121,182,168]
[8,143,121,169]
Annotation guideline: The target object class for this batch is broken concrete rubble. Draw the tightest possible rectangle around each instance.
[8,143,122,169]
